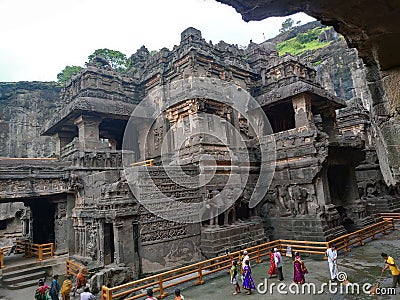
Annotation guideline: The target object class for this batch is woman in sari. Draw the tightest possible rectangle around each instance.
[242,260,256,295]
[268,248,277,278]
[293,252,308,284]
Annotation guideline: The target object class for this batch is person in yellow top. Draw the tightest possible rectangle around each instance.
[381,252,400,288]
[60,275,73,300]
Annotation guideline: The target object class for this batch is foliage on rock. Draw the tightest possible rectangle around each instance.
[87,48,128,73]
[277,26,331,56]
[57,66,83,84]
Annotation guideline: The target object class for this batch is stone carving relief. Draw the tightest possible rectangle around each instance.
[164,239,202,264]
[288,185,309,216]
[86,226,98,260]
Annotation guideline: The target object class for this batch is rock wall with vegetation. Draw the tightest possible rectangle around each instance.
[269,21,372,109]
[0,82,61,157]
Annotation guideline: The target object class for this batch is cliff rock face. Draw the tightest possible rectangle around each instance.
[269,21,372,110]
[0,82,61,157]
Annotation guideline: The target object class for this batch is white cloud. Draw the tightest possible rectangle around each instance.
[0,0,315,81]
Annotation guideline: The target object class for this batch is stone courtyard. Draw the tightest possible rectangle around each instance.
[162,227,400,300]
[0,226,398,299]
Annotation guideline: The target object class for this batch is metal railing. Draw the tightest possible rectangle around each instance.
[66,259,84,277]
[130,159,154,167]
[0,246,12,268]
[328,219,395,252]
[15,240,54,261]
[101,219,394,299]
[380,212,400,221]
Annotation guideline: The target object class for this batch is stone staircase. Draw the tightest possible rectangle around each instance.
[200,218,267,258]
[367,196,400,213]
[1,262,51,290]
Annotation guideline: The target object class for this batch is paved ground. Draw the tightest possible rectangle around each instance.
[161,228,400,300]
[1,227,399,299]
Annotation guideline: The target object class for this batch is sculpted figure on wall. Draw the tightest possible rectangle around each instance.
[86,226,98,260]
[276,185,291,216]
[289,185,309,216]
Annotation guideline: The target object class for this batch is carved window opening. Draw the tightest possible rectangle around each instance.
[264,102,295,133]
[217,213,224,226]
[237,203,249,220]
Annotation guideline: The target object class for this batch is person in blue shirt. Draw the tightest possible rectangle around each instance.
[50,274,60,300]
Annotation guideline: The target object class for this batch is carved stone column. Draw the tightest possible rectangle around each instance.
[74,115,103,149]
[54,200,68,255]
[53,132,76,156]
[292,94,315,129]
[320,107,339,138]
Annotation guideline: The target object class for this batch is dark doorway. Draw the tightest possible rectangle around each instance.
[104,223,115,265]
[31,200,55,244]
[264,102,296,133]
[327,165,358,206]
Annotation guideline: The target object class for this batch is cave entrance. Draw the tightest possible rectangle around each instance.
[31,200,55,244]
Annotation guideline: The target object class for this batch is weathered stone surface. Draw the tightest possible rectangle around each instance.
[0,82,61,157]
[0,26,395,278]
[217,0,400,186]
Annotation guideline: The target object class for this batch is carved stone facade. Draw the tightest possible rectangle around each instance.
[0,27,398,279]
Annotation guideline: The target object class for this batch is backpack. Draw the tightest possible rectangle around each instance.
[35,289,50,300]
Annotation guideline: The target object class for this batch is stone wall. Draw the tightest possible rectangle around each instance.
[0,82,61,157]
[0,202,25,247]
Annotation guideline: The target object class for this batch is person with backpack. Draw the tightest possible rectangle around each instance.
[230,260,241,295]
[381,252,400,288]
[50,274,60,300]
[34,278,50,300]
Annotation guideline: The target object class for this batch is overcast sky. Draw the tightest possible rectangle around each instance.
[0,0,315,82]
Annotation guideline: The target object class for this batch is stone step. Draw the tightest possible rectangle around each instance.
[2,265,48,278]
[5,278,40,290]
[2,270,45,285]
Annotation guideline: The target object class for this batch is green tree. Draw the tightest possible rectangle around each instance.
[87,48,128,73]
[279,18,294,33]
[56,65,82,84]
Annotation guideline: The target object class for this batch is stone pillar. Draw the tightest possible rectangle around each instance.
[53,132,76,156]
[315,167,331,206]
[114,221,123,264]
[292,94,315,129]
[54,200,68,255]
[136,121,151,161]
[66,194,76,255]
[320,107,339,138]
[74,115,103,149]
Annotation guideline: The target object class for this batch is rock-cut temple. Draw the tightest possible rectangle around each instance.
[0,27,399,286]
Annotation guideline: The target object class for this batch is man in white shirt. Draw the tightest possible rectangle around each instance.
[80,286,95,300]
[274,248,284,281]
[326,244,338,281]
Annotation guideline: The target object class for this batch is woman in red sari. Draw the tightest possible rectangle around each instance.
[268,249,277,278]
[293,252,308,284]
